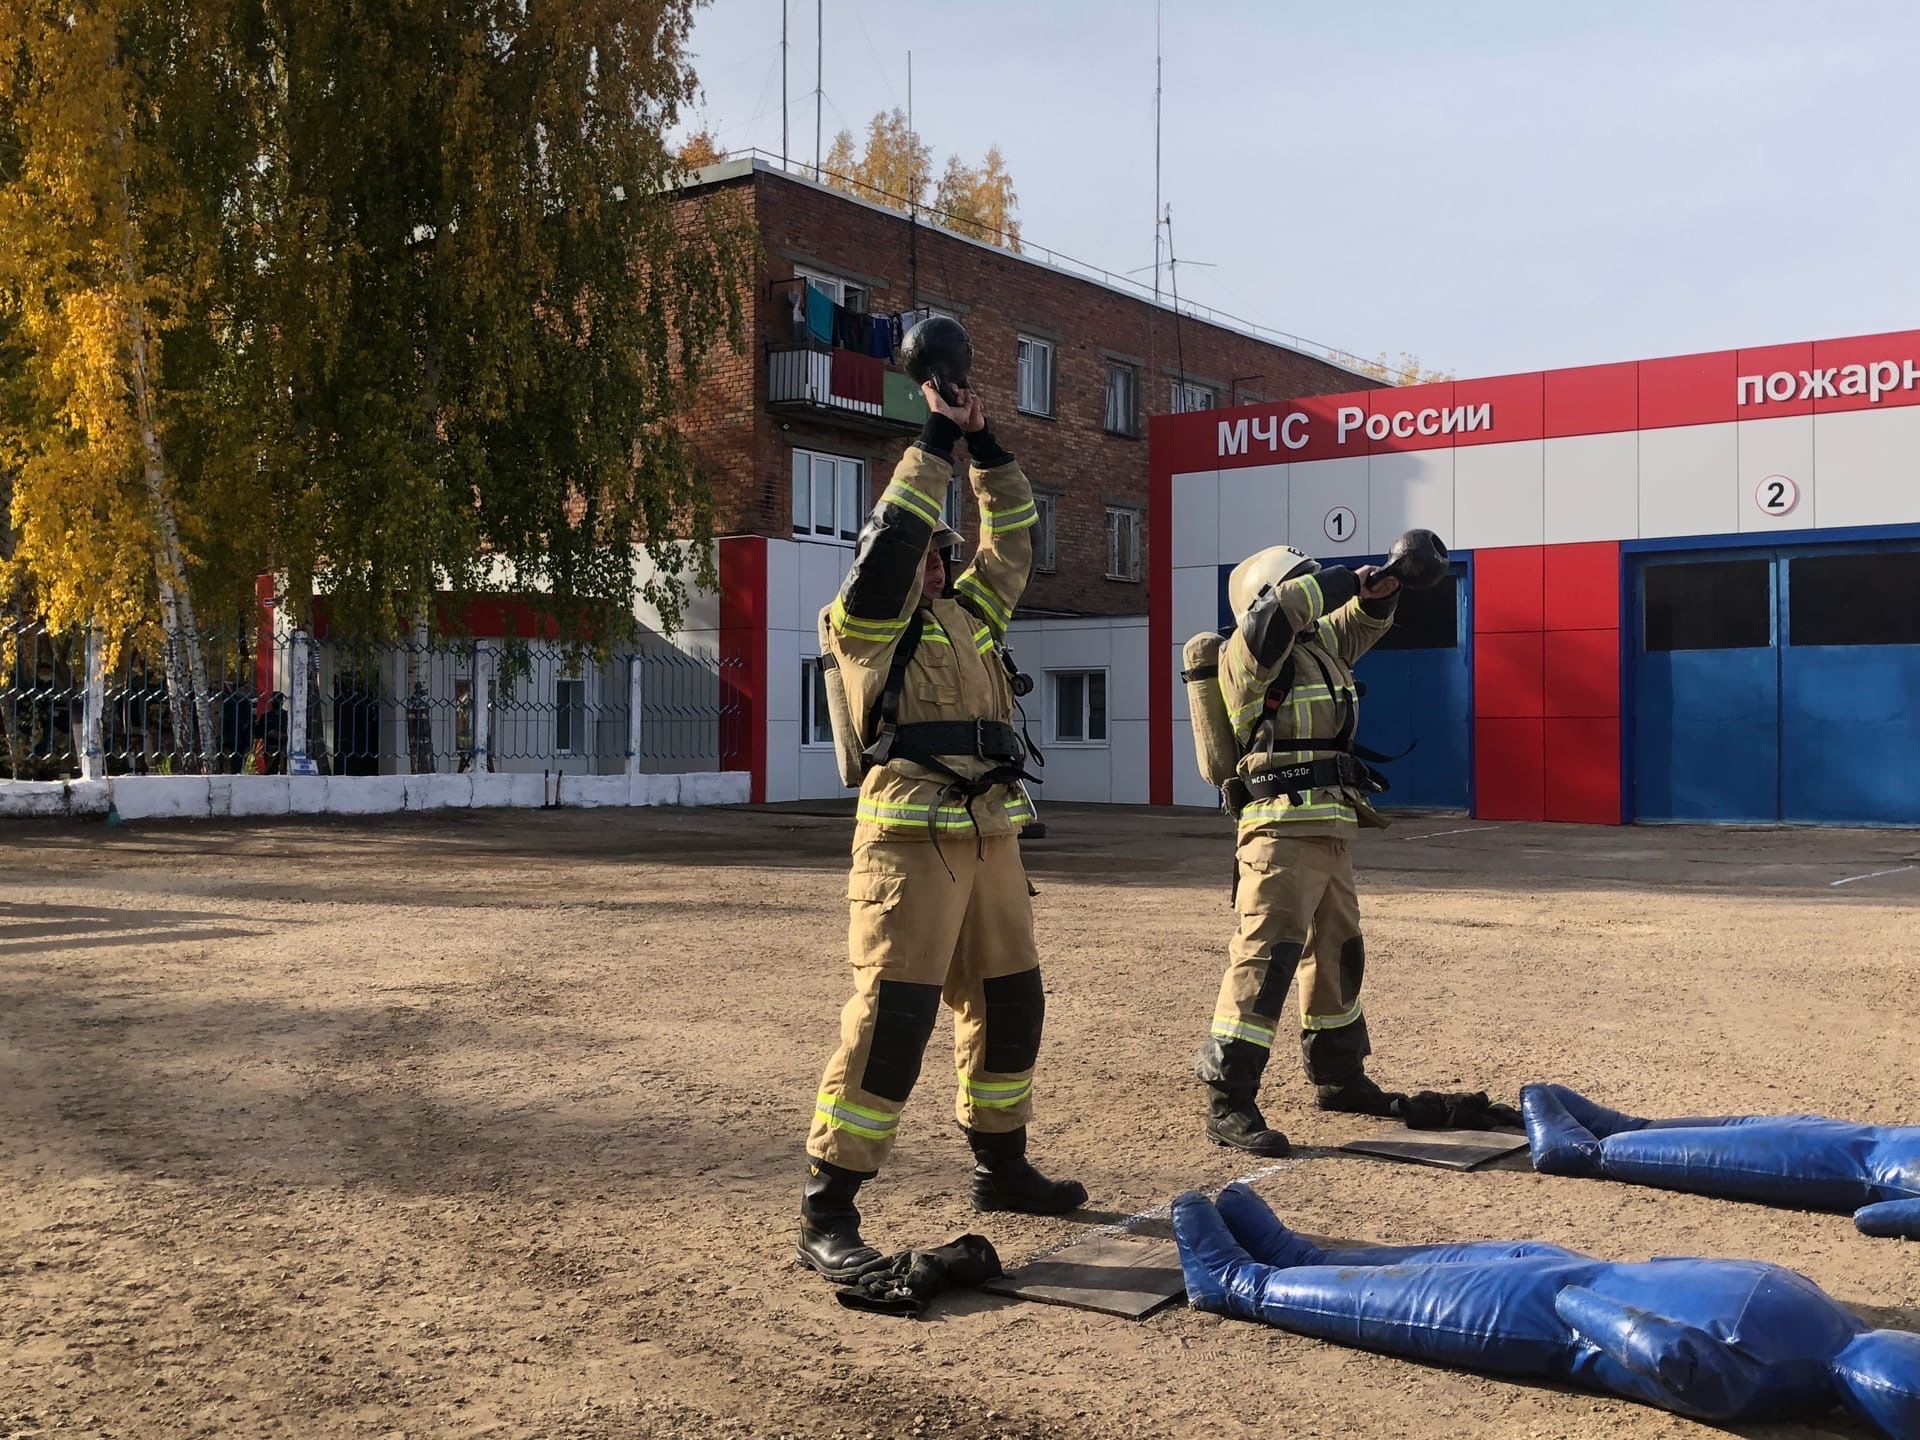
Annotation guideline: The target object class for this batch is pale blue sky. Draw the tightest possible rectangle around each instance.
[677,1,1920,379]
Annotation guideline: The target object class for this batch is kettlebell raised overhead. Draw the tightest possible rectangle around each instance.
[1378,528,1450,590]
[900,316,974,405]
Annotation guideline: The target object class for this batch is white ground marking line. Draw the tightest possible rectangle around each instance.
[1396,825,1500,842]
[1829,864,1917,888]
[1024,1158,1302,1262]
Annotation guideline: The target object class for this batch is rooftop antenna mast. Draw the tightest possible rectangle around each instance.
[1153,0,1163,307]
[781,1,789,165]
[813,0,823,179]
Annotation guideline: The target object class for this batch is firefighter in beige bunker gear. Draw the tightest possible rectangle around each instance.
[799,383,1086,1284]
[1197,544,1403,1158]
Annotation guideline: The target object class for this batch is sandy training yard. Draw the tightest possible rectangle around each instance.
[3,803,1917,1439]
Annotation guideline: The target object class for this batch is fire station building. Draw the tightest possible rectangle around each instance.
[1148,328,1920,826]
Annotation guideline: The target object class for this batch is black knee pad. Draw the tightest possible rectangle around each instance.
[859,979,942,1102]
[1338,935,1366,1002]
[1251,940,1304,1020]
[981,967,1045,1074]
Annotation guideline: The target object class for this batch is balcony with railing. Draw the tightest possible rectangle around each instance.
[764,278,930,434]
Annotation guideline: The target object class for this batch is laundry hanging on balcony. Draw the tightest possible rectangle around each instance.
[867,313,896,360]
[804,285,834,345]
[830,348,885,406]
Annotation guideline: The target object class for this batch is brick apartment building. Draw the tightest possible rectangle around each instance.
[669,156,1377,802]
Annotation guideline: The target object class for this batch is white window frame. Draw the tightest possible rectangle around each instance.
[801,658,834,747]
[791,448,867,543]
[554,675,587,756]
[1171,379,1217,414]
[1106,505,1142,583]
[1047,669,1109,747]
[1016,335,1055,417]
[1104,364,1139,436]
[795,265,869,314]
[1033,493,1058,572]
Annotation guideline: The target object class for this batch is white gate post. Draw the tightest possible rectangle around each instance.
[288,630,311,771]
[80,624,105,781]
[471,644,491,773]
[625,653,644,779]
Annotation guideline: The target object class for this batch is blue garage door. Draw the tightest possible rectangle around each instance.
[1352,566,1471,810]
[1214,558,1472,811]
[1632,540,1920,825]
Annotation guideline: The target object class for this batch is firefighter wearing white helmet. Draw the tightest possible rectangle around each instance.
[1188,542,1401,1155]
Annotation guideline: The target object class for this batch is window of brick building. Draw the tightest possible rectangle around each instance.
[1017,335,1054,416]
[1033,493,1058,572]
[800,660,833,746]
[1049,670,1108,745]
[1104,365,1139,436]
[795,265,868,313]
[791,449,866,542]
[1171,379,1217,414]
[1106,505,1142,582]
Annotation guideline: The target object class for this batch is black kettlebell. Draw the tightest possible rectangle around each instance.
[1380,528,1450,589]
[900,316,973,405]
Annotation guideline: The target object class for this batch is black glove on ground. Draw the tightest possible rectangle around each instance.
[833,1234,1003,1318]
[1396,1090,1525,1131]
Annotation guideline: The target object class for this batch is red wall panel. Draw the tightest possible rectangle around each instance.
[1452,371,1544,446]
[1367,380,1456,454]
[1475,719,1545,822]
[1544,629,1621,718]
[1476,632,1545,719]
[1543,541,1620,631]
[1543,362,1637,438]
[1809,329,1920,414]
[1545,717,1622,823]
[718,535,768,803]
[1474,546,1544,633]
[1637,349,1738,430]
[1737,341,1814,418]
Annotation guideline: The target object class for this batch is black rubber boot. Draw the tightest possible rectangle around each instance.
[1204,1084,1292,1156]
[796,1158,885,1282]
[965,1128,1087,1215]
[1314,1072,1404,1117]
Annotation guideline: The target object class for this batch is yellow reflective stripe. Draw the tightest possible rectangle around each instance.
[814,1092,899,1139]
[955,574,1010,630]
[1301,1002,1365,1032]
[1224,674,1264,728]
[1238,803,1358,826]
[959,1072,1033,1108]
[881,481,943,526]
[983,501,1037,533]
[972,626,994,654]
[1300,572,1326,620]
[830,596,910,642]
[921,630,953,646]
[1211,1017,1275,1048]
[858,802,1002,830]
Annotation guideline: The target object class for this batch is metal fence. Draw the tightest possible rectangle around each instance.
[0,616,743,782]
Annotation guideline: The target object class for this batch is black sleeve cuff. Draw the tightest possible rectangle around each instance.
[1313,566,1361,612]
[1360,591,1399,620]
[966,426,1013,468]
[915,413,964,461]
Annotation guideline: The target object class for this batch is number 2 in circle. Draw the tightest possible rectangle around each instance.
[1756,475,1798,517]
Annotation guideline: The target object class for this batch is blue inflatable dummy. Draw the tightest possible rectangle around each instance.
[1523,1083,1920,1239]
[1174,1183,1920,1438]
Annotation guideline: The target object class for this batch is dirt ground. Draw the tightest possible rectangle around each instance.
[3,802,1917,1440]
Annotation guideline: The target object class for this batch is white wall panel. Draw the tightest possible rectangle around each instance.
[764,720,800,802]
[1637,422,1736,540]
[764,538,802,630]
[1737,415,1815,533]
[1287,457,1371,557]
[1218,463,1289,563]
[1814,406,1920,529]
[765,629,802,723]
[1107,620,1150,722]
[1453,441,1545,549]
[1368,449,1455,555]
[1171,470,1221,569]
[1544,431,1638,543]
[1109,721,1150,804]
[1173,564,1222,643]
[797,540,850,618]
